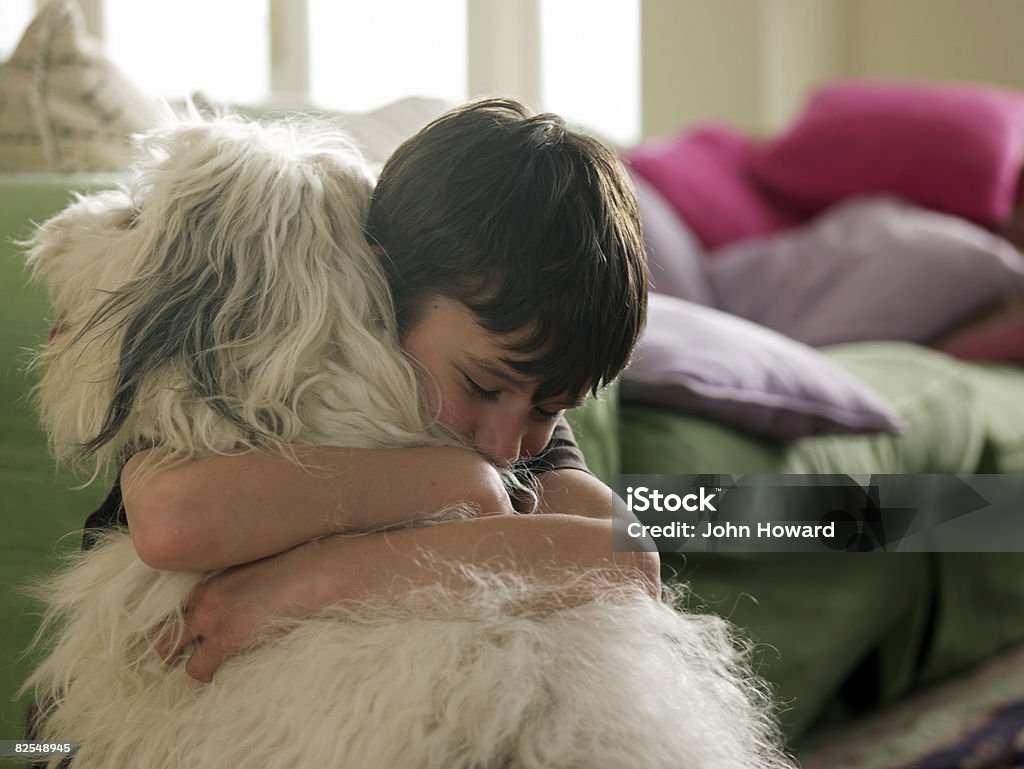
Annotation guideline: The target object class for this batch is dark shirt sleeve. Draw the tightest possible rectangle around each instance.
[82,474,128,551]
[516,416,591,476]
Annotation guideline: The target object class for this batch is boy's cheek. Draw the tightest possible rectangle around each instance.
[434,391,474,442]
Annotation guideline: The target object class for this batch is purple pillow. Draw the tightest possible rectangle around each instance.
[629,170,714,305]
[625,123,802,250]
[706,197,1024,347]
[621,293,904,439]
[751,81,1024,227]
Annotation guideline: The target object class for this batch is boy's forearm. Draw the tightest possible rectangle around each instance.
[311,513,661,604]
[122,446,512,571]
[157,512,661,682]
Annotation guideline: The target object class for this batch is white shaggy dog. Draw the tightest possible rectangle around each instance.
[20,116,794,769]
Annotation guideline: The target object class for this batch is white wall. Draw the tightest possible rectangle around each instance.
[639,0,1024,140]
[758,0,849,133]
[640,0,765,138]
[848,0,1024,87]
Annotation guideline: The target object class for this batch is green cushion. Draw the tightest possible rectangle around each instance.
[965,361,1024,473]
[620,341,1023,739]
[564,382,619,485]
[785,342,987,474]
[915,361,1024,690]
[620,341,986,476]
[0,175,120,738]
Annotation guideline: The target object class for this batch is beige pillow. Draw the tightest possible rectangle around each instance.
[0,0,168,172]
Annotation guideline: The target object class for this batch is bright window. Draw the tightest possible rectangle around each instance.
[307,0,467,112]
[101,0,270,104]
[2,0,639,141]
[540,0,640,144]
[0,0,35,61]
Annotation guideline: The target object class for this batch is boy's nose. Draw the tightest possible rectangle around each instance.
[474,423,523,466]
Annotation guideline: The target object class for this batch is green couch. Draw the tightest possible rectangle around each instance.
[3,174,1024,752]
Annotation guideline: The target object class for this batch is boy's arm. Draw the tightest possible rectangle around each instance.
[122,446,514,572]
[157,512,661,683]
[536,468,615,519]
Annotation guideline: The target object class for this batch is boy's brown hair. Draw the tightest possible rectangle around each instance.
[366,98,648,401]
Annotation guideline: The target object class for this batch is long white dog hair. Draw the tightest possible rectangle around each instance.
[20,115,794,769]
[29,115,447,474]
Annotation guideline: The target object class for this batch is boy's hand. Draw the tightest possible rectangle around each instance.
[151,510,660,682]
[152,537,334,683]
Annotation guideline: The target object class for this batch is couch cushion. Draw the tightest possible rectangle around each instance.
[624,123,802,249]
[564,382,619,486]
[0,0,167,172]
[621,294,905,440]
[0,173,118,738]
[751,80,1024,227]
[621,342,986,476]
[780,343,989,475]
[628,171,713,305]
[962,361,1024,474]
[707,197,1024,348]
[625,342,1005,740]
[936,305,1024,364]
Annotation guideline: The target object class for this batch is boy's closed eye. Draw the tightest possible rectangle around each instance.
[463,373,499,401]
[462,372,564,422]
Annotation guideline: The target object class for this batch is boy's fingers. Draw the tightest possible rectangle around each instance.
[148,620,172,658]
[149,619,199,665]
[185,642,219,683]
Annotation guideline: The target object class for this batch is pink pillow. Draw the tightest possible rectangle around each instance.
[751,81,1024,227]
[625,123,802,249]
[936,308,1024,363]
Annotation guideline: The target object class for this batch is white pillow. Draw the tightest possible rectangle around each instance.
[331,96,451,170]
[232,96,452,172]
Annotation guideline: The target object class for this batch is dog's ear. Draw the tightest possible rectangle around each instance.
[25,190,138,317]
[75,117,386,458]
[26,190,144,469]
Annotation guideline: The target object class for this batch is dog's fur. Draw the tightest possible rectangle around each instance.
[20,116,794,769]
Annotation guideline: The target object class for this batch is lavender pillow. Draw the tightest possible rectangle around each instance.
[707,197,1024,347]
[621,293,904,439]
[629,171,714,305]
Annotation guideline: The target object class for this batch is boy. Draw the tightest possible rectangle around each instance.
[89,98,655,682]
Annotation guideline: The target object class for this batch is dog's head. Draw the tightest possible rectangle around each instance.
[28,116,441,472]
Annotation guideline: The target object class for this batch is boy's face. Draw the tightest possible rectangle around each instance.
[401,296,586,465]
